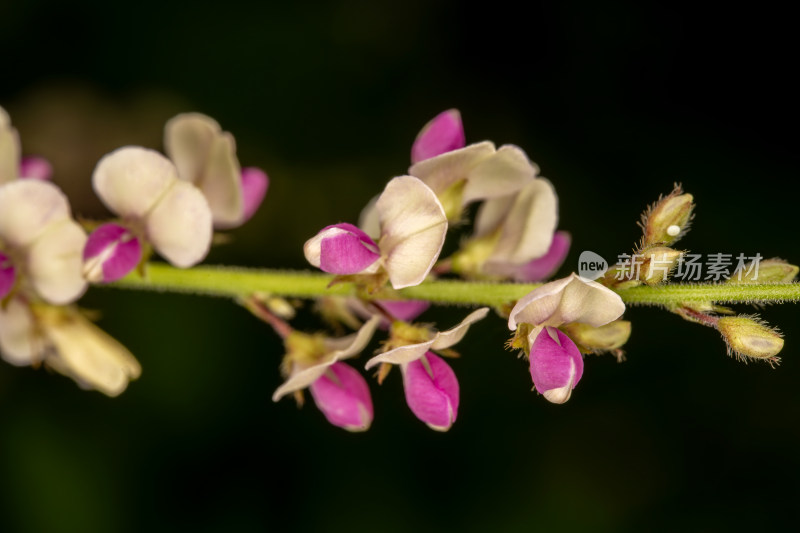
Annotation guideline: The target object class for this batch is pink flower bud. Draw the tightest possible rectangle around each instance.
[411,109,465,163]
[529,327,584,404]
[19,156,53,180]
[240,166,269,222]
[0,252,15,299]
[309,361,374,431]
[83,223,142,283]
[402,351,459,431]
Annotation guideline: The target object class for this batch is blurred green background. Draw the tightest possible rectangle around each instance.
[1,1,798,531]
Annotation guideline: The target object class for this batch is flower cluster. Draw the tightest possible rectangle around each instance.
[0,107,268,395]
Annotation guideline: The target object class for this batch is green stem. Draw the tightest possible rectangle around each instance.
[109,263,800,307]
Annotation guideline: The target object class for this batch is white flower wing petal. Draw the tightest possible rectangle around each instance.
[200,132,243,228]
[462,145,538,205]
[0,298,42,366]
[0,180,71,248]
[0,108,20,184]
[145,180,212,267]
[164,113,221,185]
[364,340,434,370]
[408,141,495,195]
[93,147,178,218]
[490,178,558,264]
[431,307,490,349]
[26,219,88,305]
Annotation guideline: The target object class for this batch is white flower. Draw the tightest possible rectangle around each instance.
[91,146,213,269]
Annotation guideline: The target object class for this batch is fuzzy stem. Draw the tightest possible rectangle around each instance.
[108,263,800,308]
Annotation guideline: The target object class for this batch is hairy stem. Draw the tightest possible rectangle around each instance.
[109,263,800,308]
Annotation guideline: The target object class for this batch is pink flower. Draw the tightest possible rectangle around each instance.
[309,361,373,431]
[402,352,459,431]
[529,327,584,404]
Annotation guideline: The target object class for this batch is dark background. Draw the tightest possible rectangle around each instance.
[1,1,798,531]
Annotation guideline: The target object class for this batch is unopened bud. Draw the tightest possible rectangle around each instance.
[642,186,694,246]
[729,258,799,284]
[561,320,631,353]
[641,247,683,285]
[717,316,783,363]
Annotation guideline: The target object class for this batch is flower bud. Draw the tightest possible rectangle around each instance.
[309,362,374,432]
[729,258,799,284]
[641,247,682,285]
[82,223,143,283]
[642,186,694,246]
[529,327,583,404]
[0,252,15,300]
[717,316,783,363]
[402,352,459,431]
[561,320,631,353]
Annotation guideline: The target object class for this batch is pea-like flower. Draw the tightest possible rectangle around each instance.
[305,176,447,289]
[365,307,489,431]
[508,274,625,404]
[83,146,213,282]
[0,298,141,397]
[273,316,380,431]
[0,179,87,304]
[164,113,268,229]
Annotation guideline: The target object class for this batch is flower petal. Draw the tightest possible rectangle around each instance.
[0,180,71,248]
[378,300,430,322]
[376,176,447,289]
[240,167,269,222]
[0,298,42,366]
[164,112,221,186]
[529,327,583,404]
[402,352,459,431]
[508,273,626,331]
[93,147,178,218]
[408,141,495,196]
[411,109,466,163]
[0,252,15,300]
[364,339,434,369]
[0,107,20,184]
[199,132,243,228]
[461,145,538,205]
[485,230,571,281]
[304,223,380,274]
[43,310,141,397]
[145,180,212,267]
[431,307,490,350]
[83,223,142,283]
[488,178,558,265]
[25,219,88,304]
[19,156,53,180]
[272,316,379,401]
[310,362,373,431]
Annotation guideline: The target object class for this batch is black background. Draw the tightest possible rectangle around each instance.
[1,2,798,532]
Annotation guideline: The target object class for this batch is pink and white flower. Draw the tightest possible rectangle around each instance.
[305,176,447,290]
[164,113,268,229]
[84,146,213,282]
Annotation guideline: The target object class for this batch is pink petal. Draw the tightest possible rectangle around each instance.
[309,362,374,431]
[515,230,571,281]
[402,351,459,431]
[411,109,466,163]
[240,166,269,222]
[378,300,430,322]
[83,223,142,283]
[0,252,15,299]
[529,327,584,404]
[318,223,380,275]
[19,156,53,180]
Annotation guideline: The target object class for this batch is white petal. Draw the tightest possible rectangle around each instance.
[93,147,178,218]
[357,195,380,240]
[461,145,538,205]
[199,132,243,228]
[272,316,379,401]
[364,340,434,369]
[489,178,558,265]
[431,307,490,350]
[0,180,71,248]
[145,181,212,267]
[26,219,88,304]
[44,311,141,397]
[164,113,221,185]
[473,193,516,238]
[376,176,447,289]
[0,107,20,184]
[0,298,44,366]
[408,141,495,196]
[508,273,625,330]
